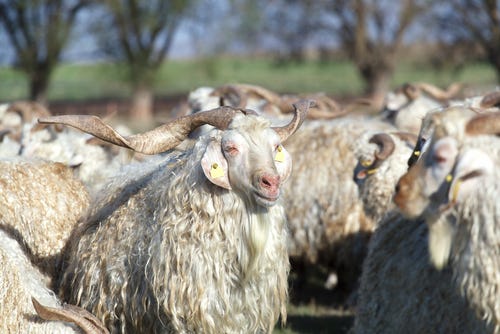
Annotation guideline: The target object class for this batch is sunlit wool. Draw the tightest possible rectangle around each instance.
[282,116,393,289]
[449,177,500,332]
[0,158,90,285]
[352,212,490,333]
[353,132,415,223]
[0,229,80,333]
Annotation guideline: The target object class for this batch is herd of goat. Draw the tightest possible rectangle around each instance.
[0,81,499,333]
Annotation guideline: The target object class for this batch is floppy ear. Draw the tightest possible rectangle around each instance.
[201,140,231,190]
[274,145,292,183]
[449,148,494,203]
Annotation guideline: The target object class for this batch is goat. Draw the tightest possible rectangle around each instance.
[394,108,500,331]
[39,101,312,333]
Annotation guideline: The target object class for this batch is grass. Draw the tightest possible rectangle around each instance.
[0,57,497,103]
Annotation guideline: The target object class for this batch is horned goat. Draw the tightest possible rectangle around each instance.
[0,101,136,195]
[39,101,312,334]
[188,83,352,121]
[281,115,395,291]
[393,107,500,331]
[353,108,500,333]
[381,82,463,134]
[353,131,417,223]
[0,157,90,285]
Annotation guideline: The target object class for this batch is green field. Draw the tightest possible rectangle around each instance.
[0,57,497,103]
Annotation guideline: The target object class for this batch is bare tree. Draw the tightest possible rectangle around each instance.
[0,0,88,105]
[93,0,195,121]
[326,0,429,106]
[433,0,500,83]
[235,0,428,106]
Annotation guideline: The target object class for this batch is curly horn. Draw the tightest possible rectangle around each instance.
[236,83,283,105]
[210,85,248,108]
[38,106,249,154]
[479,91,500,109]
[272,99,313,142]
[401,83,421,100]
[7,101,51,122]
[465,112,500,136]
[370,133,396,163]
[32,297,109,334]
[354,133,396,180]
[390,131,418,147]
[415,82,463,100]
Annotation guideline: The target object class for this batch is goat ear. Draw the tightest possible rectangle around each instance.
[449,148,493,203]
[275,145,292,183]
[201,140,231,190]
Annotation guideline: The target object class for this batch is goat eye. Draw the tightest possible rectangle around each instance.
[433,153,447,164]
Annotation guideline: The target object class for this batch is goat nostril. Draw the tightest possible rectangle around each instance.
[261,174,280,189]
[395,184,400,193]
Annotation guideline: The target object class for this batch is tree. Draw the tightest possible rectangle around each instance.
[93,0,195,122]
[0,0,88,104]
[241,0,429,106]
[433,0,500,83]
[326,0,429,106]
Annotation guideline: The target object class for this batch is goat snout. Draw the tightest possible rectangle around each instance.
[259,173,280,194]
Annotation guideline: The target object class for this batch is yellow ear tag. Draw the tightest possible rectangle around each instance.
[451,180,461,203]
[275,146,285,162]
[414,150,421,157]
[367,168,378,175]
[445,174,453,183]
[210,163,224,178]
[361,160,373,167]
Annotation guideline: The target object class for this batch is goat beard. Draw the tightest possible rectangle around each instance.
[427,214,455,270]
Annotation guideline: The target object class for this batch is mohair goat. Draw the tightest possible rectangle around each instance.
[381,82,463,134]
[353,131,417,223]
[281,115,395,291]
[394,107,500,332]
[0,158,90,285]
[0,101,135,195]
[38,102,312,333]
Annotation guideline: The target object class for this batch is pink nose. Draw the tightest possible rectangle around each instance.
[260,173,280,192]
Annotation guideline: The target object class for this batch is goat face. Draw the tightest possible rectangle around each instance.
[394,136,458,217]
[201,115,292,208]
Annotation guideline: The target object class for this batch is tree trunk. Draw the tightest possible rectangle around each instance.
[359,64,393,110]
[130,85,154,123]
[29,66,50,105]
[493,52,500,84]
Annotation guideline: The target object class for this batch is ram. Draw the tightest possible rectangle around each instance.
[39,102,311,334]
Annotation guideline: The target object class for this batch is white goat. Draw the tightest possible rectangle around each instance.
[381,82,463,134]
[39,102,311,333]
[394,108,500,331]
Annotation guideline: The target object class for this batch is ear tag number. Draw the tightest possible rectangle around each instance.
[210,163,224,178]
[275,145,285,162]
